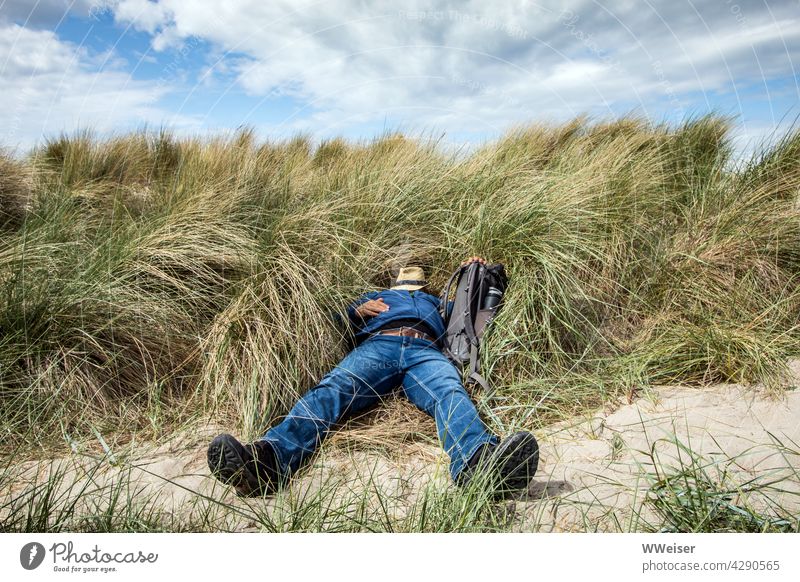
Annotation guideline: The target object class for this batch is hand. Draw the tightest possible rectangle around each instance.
[461,255,487,267]
[354,298,389,318]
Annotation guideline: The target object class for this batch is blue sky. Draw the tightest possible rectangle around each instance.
[1,0,799,154]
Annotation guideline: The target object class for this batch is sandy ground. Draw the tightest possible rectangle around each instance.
[528,377,800,531]
[4,362,800,532]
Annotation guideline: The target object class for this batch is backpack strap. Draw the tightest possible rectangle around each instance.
[466,343,490,390]
[439,265,464,322]
[461,263,480,348]
[439,265,465,361]
[468,372,490,391]
[463,264,488,390]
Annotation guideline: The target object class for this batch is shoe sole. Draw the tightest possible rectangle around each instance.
[492,431,539,494]
[207,434,261,496]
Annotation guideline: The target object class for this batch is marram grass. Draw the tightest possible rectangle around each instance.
[1,116,799,454]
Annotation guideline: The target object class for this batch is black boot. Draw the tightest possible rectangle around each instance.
[456,432,539,496]
[207,434,284,497]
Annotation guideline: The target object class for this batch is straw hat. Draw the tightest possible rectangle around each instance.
[390,266,428,291]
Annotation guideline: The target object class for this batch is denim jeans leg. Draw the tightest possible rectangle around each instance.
[400,340,499,481]
[258,336,403,476]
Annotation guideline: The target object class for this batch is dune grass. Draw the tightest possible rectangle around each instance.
[641,437,800,533]
[3,419,797,533]
[1,116,800,531]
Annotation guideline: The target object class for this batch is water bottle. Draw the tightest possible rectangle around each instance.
[483,286,503,309]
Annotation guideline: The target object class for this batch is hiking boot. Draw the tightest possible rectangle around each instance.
[456,431,539,496]
[207,434,284,497]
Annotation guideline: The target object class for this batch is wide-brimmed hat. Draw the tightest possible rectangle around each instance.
[390,266,428,291]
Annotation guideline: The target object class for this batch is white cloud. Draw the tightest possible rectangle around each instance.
[0,0,98,27]
[4,0,798,150]
[113,0,172,34]
[105,0,800,143]
[0,23,196,150]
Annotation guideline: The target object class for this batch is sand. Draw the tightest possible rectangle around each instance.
[3,361,799,532]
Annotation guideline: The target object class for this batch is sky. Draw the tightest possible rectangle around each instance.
[1,0,799,154]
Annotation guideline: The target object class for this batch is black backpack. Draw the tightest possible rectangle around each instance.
[439,261,509,389]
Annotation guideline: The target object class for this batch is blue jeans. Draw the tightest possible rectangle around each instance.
[258,334,499,482]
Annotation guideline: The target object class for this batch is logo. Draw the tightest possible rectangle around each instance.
[20,542,46,570]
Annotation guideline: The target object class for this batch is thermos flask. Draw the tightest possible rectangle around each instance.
[483,286,503,309]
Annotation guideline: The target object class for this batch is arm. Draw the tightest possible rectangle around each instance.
[346,291,388,327]
[329,291,375,329]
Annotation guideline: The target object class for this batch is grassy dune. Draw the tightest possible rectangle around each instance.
[1,116,799,531]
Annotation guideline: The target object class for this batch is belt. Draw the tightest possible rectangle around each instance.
[376,326,437,343]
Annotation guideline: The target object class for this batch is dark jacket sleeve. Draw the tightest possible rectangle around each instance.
[330,309,346,328]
